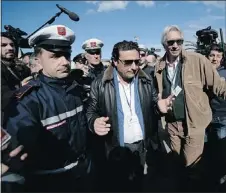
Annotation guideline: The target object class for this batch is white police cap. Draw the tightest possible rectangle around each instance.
[138,44,148,52]
[82,38,104,51]
[28,25,75,53]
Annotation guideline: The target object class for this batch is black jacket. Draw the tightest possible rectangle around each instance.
[86,65,159,156]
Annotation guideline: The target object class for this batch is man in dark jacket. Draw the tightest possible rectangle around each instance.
[4,25,89,192]
[82,38,106,81]
[138,44,155,78]
[206,44,226,191]
[87,40,174,192]
[1,32,30,122]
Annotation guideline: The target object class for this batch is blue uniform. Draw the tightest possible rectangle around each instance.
[4,73,88,172]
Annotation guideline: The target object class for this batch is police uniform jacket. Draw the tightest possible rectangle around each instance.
[4,73,88,172]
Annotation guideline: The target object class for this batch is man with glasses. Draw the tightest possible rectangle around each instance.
[82,38,106,81]
[138,44,155,78]
[87,40,174,192]
[154,25,226,192]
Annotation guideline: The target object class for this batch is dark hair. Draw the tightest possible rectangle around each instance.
[1,32,19,55]
[20,52,33,59]
[73,53,86,64]
[111,40,139,61]
[207,44,224,56]
[147,50,158,59]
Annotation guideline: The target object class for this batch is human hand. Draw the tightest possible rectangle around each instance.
[94,117,111,136]
[157,93,175,113]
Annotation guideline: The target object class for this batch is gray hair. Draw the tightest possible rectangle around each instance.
[161,25,183,47]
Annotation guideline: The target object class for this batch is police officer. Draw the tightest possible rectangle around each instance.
[4,25,89,192]
[82,38,106,81]
[138,44,155,78]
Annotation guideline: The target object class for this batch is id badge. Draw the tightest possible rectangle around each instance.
[172,85,182,97]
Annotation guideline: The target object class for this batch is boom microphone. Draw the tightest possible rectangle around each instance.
[56,4,79,22]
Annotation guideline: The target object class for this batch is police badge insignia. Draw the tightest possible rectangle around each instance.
[57,27,66,36]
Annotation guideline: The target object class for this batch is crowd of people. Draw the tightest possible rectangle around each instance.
[1,23,226,193]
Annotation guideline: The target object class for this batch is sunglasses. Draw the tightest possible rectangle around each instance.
[87,49,101,55]
[167,39,184,46]
[140,53,146,57]
[118,58,140,66]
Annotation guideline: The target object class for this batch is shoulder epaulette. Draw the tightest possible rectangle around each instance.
[15,81,40,100]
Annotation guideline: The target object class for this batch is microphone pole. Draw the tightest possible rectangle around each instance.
[26,11,63,39]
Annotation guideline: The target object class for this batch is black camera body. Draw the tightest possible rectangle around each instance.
[195,26,218,56]
[4,25,30,48]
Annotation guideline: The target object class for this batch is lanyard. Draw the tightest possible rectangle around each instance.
[167,64,179,90]
[121,82,132,115]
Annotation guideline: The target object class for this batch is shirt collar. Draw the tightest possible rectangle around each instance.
[166,56,180,67]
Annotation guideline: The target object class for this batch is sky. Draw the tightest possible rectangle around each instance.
[2,1,226,58]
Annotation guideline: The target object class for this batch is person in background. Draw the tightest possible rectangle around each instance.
[205,44,226,191]
[138,44,155,78]
[20,52,33,67]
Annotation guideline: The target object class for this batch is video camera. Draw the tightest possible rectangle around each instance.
[195,26,218,56]
[4,25,30,48]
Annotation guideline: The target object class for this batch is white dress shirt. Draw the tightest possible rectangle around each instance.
[166,56,180,92]
[117,74,143,144]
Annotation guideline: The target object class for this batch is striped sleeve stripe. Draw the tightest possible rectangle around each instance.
[41,105,83,127]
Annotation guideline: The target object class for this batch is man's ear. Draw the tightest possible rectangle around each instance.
[113,58,118,67]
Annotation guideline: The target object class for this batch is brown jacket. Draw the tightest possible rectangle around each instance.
[155,49,226,135]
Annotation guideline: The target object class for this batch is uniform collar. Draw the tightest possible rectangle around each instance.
[39,72,72,87]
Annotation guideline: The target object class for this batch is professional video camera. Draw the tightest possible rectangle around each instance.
[148,47,161,56]
[195,26,218,56]
[4,25,30,48]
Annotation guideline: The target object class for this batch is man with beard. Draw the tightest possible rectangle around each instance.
[1,32,30,122]
[138,44,154,78]
[154,25,226,192]
[4,25,89,192]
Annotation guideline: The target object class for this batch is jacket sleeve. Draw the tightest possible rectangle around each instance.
[4,97,43,152]
[86,79,101,133]
[201,55,226,99]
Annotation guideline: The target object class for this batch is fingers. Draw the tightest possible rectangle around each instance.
[9,145,24,157]
[20,153,28,160]
[168,94,175,101]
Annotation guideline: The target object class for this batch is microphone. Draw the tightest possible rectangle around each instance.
[56,4,79,22]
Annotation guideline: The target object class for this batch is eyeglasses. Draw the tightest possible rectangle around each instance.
[118,58,140,66]
[167,39,184,46]
[86,49,101,55]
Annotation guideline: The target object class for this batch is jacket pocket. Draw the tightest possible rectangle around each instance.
[185,82,208,113]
